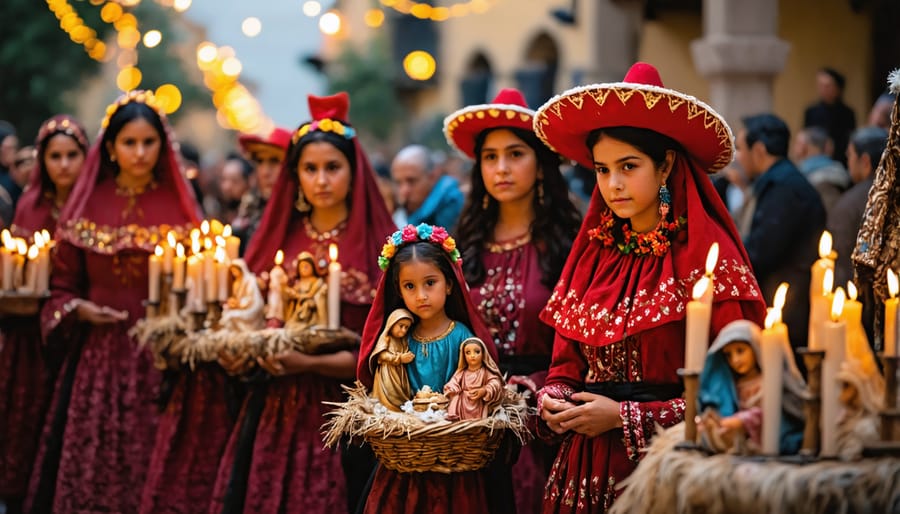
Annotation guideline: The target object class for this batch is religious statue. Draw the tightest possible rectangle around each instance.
[443,337,504,420]
[219,258,265,332]
[283,251,327,331]
[369,308,415,411]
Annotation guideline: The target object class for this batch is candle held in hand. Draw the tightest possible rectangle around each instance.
[684,276,712,373]
[327,244,341,329]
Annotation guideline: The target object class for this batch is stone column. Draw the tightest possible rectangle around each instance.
[581,0,644,84]
[691,0,790,128]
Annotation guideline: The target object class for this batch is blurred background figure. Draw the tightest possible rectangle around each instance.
[10,145,35,194]
[804,67,856,166]
[219,152,253,224]
[712,162,752,226]
[390,144,463,229]
[0,121,21,211]
[867,92,895,130]
[791,126,849,215]
[178,142,209,216]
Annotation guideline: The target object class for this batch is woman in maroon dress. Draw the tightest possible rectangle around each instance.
[210,92,395,514]
[532,63,766,513]
[25,91,201,513]
[0,115,88,513]
[447,88,582,514]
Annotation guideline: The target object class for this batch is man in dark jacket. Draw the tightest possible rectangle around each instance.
[739,114,826,352]
[804,67,856,166]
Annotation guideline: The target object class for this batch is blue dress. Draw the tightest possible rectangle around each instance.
[407,321,473,392]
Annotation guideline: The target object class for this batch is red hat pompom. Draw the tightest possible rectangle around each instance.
[308,92,350,122]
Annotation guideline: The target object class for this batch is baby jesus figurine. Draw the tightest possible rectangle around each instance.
[369,308,415,411]
[220,259,265,332]
[443,337,504,421]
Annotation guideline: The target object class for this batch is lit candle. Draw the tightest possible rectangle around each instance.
[173,243,186,290]
[13,239,27,289]
[34,233,50,294]
[809,268,834,350]
[19,245,39,294]
[204,242,218,303]
[163,231,176,274]
[760,306,784,455]
[327,243,341,329]
[1,233,15,292]
[841,281,863,327]
[215,246,230,303]
[148,245,163,302]
[223,224,240,260]
[201,219,210,238]
[810,231,835,298]
[266,250,287,322]
[189,239,204,311]
[684,276,712,373]
[886,269,898,357]
[820,287,847,457]
[702,242,719,304]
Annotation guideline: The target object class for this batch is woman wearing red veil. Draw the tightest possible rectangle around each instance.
[209,92,395,514]
[0,115,89,512]
[446,88,582,514]
[532,62,766,513]
[25,90,201,514]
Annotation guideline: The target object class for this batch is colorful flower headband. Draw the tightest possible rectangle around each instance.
[378,223,460,271]
[291,118,356,144]
[100,90,166,130]
[38,116,89,150]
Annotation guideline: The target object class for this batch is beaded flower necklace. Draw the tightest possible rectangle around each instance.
[587,209,685,257]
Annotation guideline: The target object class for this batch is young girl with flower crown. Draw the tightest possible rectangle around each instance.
[357,223,509,514]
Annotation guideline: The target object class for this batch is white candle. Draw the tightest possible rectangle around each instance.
[203,245,218,303]
[163,231,176,274]
[173,243,186,290]
[886,269,898,356]
[186,255,203,312]
[702,242,719,304]
[820,287,847,457]
[148,245,163,302]
[223,225,240,260]
[19,245,39,294]
[216,247,230,303]
[13,239,27,290]
[760,307,785,455]
[684,276,712,373]
[33,232,50,294]
[810,231,834,298]
[1,232,15,291]
[809,268,834,351]
[266,250,287,321]
[327,243,341,329]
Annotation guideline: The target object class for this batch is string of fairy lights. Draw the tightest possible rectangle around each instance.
[45,0,499,133]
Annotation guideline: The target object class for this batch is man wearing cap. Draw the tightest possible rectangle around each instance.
[390,144,464,229]
[232,126,291,253]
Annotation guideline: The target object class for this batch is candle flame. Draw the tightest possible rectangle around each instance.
[41,229,50,243]
[223,224,232,238]
[34,232,44,248]
[176,243,185,258]
[847,281,858,301]
[764,307,780,330]
[705,242,719,276]
[27,245,39,260]
[190,228,200,241]
[204,238,213,251]
[1,229,10,246]
[818,231,833,259]
[329,243,338,262]
[215,235,226,248]
[831,286,846,321]
[154,245,164,257]
[167,230,177,248]
[889,269,899,298]
[774,282,789,311]
[4,236,16,252]
[191,239,201,255]
[691,276,710,301]
[201,220,210,235]
[215,246,226,262]
[16,239,27,255]
[823,268,834,296]
[275,249,284,266]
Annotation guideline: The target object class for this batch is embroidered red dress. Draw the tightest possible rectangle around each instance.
[24,100,201,514]
[0,115,89,504]
[468,237,558,514]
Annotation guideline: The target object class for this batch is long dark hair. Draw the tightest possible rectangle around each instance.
[383,241,469,328]
[100,102,167,179]
[456,126,582,287]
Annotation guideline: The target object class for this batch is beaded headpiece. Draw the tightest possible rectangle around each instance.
[100,90,167,130]
[291,118,356,144]
[378,223,460,271]
[37,115,89,150]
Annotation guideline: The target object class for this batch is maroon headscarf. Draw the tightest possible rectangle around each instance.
[534,64,765,347]
[243,92,394,292]
[57,90,201,250]
[356,231,496,389]
[11,115,90,238]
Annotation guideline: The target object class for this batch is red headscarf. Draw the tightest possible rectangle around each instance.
[356,230,496,388]
[57,90,201,250]
[243,92,394,291]
[12,115,90,238]
[534,63,765,346]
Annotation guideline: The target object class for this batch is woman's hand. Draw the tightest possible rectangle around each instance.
[218,349,254,376]
[541,392,621,438]
[467,387,487,401]
[76,300,128,325]
[256,350,313,377]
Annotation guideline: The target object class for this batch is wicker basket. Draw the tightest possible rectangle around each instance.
[365,424,504,473]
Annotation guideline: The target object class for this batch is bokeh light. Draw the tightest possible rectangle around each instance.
[222,57,243,77]
[173,0,192,12]
[319,11,341,35]
[155,84,183,114]
[403,50,437,81]
[241,17,262,37]
[197,42,217,63]
[302,1,322,17]
[116,66,143,92]
[364,9,385,28]
[143,29,162,48]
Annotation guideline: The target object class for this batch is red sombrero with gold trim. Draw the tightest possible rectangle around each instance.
[238,126,291,152]
[533,62,733,173]
[443,88,535,159]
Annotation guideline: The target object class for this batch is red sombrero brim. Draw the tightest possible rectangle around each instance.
[533,82,733,173]
[444,103,535,159]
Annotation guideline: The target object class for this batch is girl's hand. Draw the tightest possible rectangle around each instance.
[542,392,621,438]
[540,396,579,434]
[218,349,254,376]
[467,387,487,401]
[256,350,313,377]
[400,351,415,364]
[76,300,128,325]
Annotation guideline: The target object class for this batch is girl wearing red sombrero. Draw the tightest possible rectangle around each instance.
[446,88,581,514]
[532,63,766,513]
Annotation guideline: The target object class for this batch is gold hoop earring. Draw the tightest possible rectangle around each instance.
[295,189,311,212]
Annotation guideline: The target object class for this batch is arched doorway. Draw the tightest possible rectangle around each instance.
[460,52,493,106]
[515,32,559,108]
